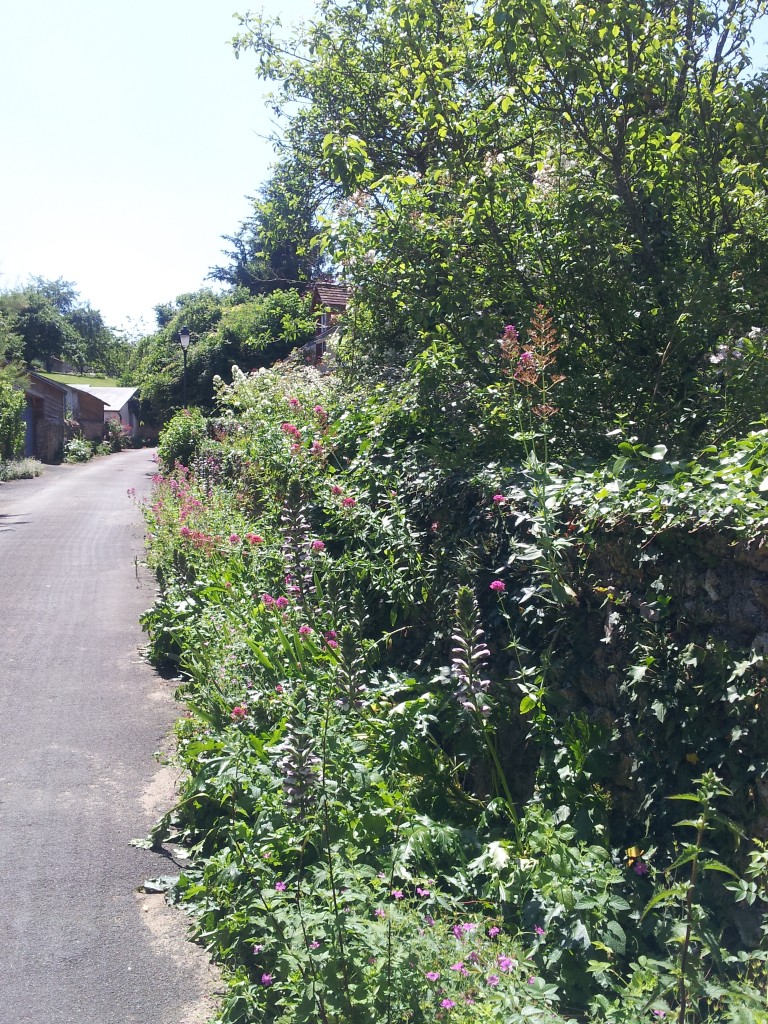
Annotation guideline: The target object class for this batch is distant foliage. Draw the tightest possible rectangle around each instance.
[0,369,25,461]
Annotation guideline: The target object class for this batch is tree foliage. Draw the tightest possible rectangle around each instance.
[234,0,768,451]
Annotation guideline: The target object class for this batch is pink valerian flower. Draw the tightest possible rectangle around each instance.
[425,971,440,981]
[311,440,324,455]
[298,624,313,636]
[528,976,536,985]
[313,404,328,421]
[288,397,300,408]
[341,496,356,508]
[492,494,506,504]
[311,539,325,551]
[467,951,480,964]
[246,533,263,544]
[275,596,290,610]
[324,630,339,649]
[274,684,284,694]
[180,525,192,537]
[281,422,301,439]
[229,533,241,544]
[275,881,287,892]
[290,443,301,453]
[230,705,247,720]
[330,484,343,495]
[489,579,506,592]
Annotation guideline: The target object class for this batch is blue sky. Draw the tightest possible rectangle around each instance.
[0,1,765,337]
[0,0,314,335]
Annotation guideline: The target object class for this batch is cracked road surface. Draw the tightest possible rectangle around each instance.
[0,450,217,1024]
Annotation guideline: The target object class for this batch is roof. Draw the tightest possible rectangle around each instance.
[73,385,138,412]
[309,283,352,308]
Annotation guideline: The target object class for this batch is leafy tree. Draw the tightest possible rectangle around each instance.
[127,288,316,424]
[234,0,768,450]
[210,157,329,294]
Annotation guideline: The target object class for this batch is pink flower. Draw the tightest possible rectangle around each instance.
[391,889,404,900]
[486,974,500,987]
[416,886,430,897]
[497,955,516,972]
[311,539,325,551]
[229,533,240,544]
[488,926,500,937]
[534,925,545,936]
[261,973,274,986]
[492,494,506,503]
[275,684,283,694]
[425,971,440,981]
[262,594,275,607]
[281,422,300,438]
[275,881,287,892]
[246,533,263,544]
[504,324,517,337]
[253,944,264,954]
[342,496,356,508]
[309,940,320,949]
[313,404,327,420]
[180,525,192,537]
[230,705,247,720]
[528,976,536,985]
[490,579,506,592]
[288,397,300,408]
[441,999,456,1009]
[374,908,385,918]
[450,962,468,976]
[298,624,312,636]
[331,485,343,495]
[275,597,289,610]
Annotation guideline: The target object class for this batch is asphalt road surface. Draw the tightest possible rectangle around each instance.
[0,450,216,1024]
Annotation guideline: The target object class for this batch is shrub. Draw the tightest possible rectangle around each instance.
[0,371,25,461]
[0,457,43,481]
[157,407,207,472]
[64,437,93,463]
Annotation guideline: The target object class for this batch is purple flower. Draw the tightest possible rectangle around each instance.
[261,973,274,986]
[275,596,289,610]
[497,955,516,972]
[490,579,506,592]
[229,533,240,544]
[298,624,312,636]
[311,539,325,551]
[534,925,545,936]
[416,886,430,897]
[441,999,456,1009]
[492,494,506,503]
[275,881,287,892]
[253,944,264,954]
[488,926,500,938]
[634,860,649,876]
[425,971,440,981]
[450,962,468,976]
[391,889,404,900]
[486,974,500,987]
[309,940,320,950]
[374,908,385,918]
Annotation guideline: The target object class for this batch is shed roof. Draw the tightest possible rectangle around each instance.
[74,386,138,412]
[309,283,352,308]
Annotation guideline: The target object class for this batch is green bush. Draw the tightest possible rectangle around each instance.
[0,372,25,461]
[63,437,93,463]
[156,407,207,472]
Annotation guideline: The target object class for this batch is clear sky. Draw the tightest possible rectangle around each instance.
[0,0,314,336]
[0,2,765,337]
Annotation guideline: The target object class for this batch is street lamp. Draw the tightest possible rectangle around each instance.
[179,326,191,407]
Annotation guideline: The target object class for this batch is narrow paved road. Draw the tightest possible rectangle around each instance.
[0,450,216,1024]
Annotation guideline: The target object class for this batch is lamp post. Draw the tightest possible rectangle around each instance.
[179,326,190,407]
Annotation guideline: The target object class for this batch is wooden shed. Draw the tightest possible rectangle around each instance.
[22,372,67,463]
